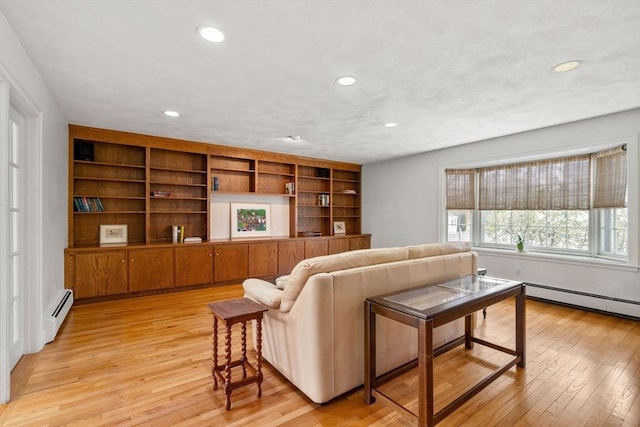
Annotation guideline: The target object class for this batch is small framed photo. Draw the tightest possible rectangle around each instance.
[231,203,271,238]
[100,224,128,245]
[333,221,346,235]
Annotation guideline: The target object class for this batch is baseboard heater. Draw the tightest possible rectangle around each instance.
[525,282,640,321]
[44,289,74,343]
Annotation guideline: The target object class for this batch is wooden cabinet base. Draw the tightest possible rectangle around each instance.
[66,235,370,301]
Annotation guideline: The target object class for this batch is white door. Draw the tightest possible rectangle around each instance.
[8,105,24,370]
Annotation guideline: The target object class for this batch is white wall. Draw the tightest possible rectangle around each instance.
[210,193,291,240]
[0,10,68,346]
[363,109,640,317]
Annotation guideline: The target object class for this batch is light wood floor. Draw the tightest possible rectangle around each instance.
[1,284,639,426]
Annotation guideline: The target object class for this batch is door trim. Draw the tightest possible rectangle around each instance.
[0,69,44,403]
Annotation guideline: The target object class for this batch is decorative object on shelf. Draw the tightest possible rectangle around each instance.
[318,168,330,178]
[231,203,271,238]
[212,176,219,191]
[318,194,330,206]
[285,182,295,195]
[342,189,357,194]
[73,140,94,161]
[151,191,171,197]
[516,234,524,252]
[99,224,128,245]
[333,221,346,235]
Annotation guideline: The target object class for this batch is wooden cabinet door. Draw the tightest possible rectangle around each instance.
[328,237,350,255]
[248,242,278,278]
[349,235,371,251]
[175,246,213,287]
[305,239,328,258]
[214,244,248,283]
[128,248,174,292]
[75,251,128,299]
[277,240,304,275]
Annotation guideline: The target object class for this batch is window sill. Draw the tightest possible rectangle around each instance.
[472,246,639,273]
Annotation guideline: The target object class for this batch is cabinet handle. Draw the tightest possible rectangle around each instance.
[130,259,134,262]
[209,253,212,257]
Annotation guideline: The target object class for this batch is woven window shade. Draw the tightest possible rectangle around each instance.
[593,145,627,208]
[445,169,476,209]
[478,155,591,210]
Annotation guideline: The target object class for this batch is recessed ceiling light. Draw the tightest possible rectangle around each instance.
[288,135,302,142]
[198,26,225,43]
[383,122,398,128]
[336,76,357,86]
[552,60,583,73]
[164,110,180,117]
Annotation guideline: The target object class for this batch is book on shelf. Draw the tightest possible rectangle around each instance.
[184,237,202,243]
[172,225,186,243]
[73,197,105,212]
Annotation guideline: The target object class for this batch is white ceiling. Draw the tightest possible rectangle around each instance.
[1,0,639,164]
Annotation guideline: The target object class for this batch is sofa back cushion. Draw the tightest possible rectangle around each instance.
[280,247,409,312]
[406,242,470,259]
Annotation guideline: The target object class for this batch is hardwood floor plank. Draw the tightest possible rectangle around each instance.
[2,284,639,426]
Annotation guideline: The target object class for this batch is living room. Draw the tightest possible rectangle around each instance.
[0,1,639,425]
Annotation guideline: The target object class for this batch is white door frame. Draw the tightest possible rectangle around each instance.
[0,73,44,403]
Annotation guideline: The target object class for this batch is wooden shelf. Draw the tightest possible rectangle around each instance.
[74,177,146,183]
[74,211,146,214]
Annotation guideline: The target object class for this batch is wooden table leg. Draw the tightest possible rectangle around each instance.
[516,288,526,367]
[241,321,247,379]
[224,322,232,410]
[465,314,474,349]
[363,300,376,404]
[418,318,434,427]
[256,317,263,398]
[212,317,218,390]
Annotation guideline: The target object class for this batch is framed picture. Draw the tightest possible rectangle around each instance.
[333,221,346,235]
[99,224,128,245]
[231,203,271,238]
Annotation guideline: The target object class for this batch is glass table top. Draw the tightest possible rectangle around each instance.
[379,276,522,314]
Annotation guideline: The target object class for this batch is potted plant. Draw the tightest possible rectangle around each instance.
[516,234,524,252]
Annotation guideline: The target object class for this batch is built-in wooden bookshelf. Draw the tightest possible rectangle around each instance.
[66,125,369,299]
[149,148,209,243]
[71,140,147,246]
[69,125,364,246]
[331,169,361,238]
[297,166,332,236]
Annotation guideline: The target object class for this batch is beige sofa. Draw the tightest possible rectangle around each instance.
[242,242,477,404]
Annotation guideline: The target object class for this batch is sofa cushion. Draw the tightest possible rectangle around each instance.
[280,247,409,312]
[243,278,283,309]
[406,242,470,259]
[275,275,289,290]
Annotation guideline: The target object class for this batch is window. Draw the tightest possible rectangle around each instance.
[445,144,629,260]
[480,210,589,252]
[447,209,472,242]
[600,208,628,256]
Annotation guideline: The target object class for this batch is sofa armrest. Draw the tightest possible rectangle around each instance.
[243,278,283,309]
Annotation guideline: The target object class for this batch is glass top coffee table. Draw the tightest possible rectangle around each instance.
[363,275,525,427]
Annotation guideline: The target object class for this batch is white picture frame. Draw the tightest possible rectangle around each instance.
[99,224,128,245]
[231,203,271,238]
[333,221,346,235]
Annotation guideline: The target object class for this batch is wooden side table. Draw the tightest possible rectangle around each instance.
[208,298,268,410]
